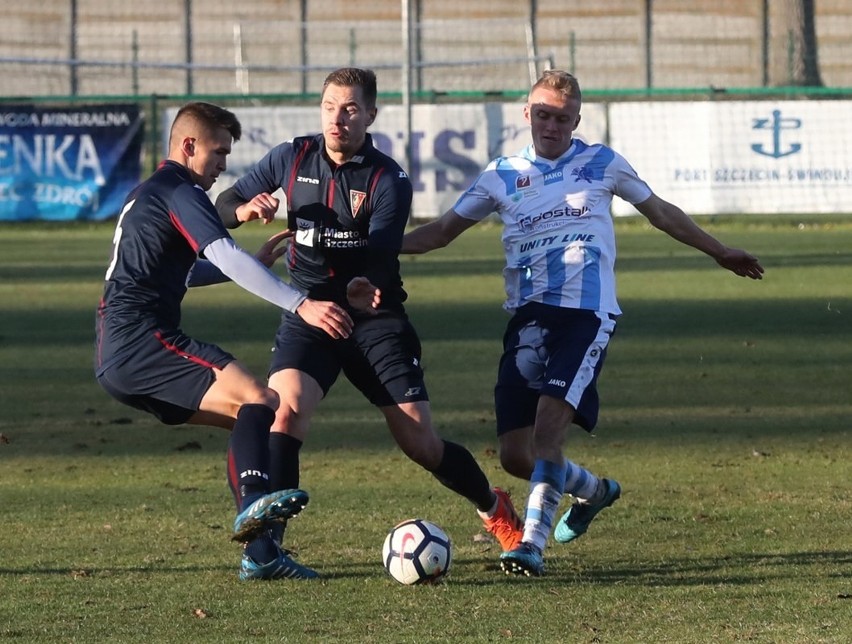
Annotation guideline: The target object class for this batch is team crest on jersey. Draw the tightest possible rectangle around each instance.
[572,166,595,183]
[350,190,367,217]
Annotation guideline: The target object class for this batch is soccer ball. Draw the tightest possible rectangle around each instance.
[382,519,452,585]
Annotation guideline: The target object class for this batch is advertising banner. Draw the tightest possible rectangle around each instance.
[166,102,608,220]
[609,101,852,215]
[0,104,143,221]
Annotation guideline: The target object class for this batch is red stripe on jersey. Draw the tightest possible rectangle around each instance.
[367,167,385,213]
[154,330,221,369]
[327,178,335,207]
[325,178,336,277]
[287,239,297,271]
[285,140,311,273]
[95,297,106,367]
[285,140,311,209]
[168,210,200,252]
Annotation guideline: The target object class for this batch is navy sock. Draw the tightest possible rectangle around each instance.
[268,432,303,491]
[244,531,280,565]
[266,432,303,543]
[430,440,494,511]
[227,403,274,512]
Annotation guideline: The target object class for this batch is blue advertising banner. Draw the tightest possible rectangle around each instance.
[0,104,143,221]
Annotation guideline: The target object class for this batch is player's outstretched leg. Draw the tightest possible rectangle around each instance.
[232,488,309,543]
[554,478,621,544]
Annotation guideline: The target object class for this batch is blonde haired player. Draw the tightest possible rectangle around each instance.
[403,70,763,576]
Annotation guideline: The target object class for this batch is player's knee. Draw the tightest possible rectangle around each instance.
[243,385,278,411]
[401,433,443,470]
[270,403,299,433]
[499,445,534,481]
[260,387,279,410]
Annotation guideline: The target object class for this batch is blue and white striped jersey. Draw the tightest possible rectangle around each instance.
[452,139,652,315]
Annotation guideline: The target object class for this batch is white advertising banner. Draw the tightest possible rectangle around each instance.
[609,101,852,215]
[165,102,608,219]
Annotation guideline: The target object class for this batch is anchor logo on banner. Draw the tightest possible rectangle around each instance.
[751,109,802,158]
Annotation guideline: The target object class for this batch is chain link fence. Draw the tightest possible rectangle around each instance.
[0,0,848,99]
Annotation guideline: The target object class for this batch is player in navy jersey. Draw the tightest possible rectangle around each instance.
[94,101,367,581]
[216,67,523,577]
[402,70,764,577]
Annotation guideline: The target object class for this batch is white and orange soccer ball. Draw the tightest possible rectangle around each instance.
[381,519,452,585]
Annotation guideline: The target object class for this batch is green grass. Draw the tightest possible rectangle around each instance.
[0,216,850,643]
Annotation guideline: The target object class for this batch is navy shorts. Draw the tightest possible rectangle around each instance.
[494,302,616,434]
[96,329,235,425]
[269,310,429,407]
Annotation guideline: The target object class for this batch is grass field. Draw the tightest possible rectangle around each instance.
[0,216,850,643]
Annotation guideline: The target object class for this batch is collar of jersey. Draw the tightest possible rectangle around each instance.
[523,139,585,174]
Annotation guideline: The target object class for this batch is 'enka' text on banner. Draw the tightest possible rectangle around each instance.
[0,104,143,221]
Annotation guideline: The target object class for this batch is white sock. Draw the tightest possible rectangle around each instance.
[522,459,566,552]
[563,457,603,502]
[476,491,499,520]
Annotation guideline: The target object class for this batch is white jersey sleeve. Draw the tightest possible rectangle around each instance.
[203,237,307,313]
[453,141,652,315]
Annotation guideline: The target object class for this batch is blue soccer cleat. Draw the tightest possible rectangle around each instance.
[240,545,319,581]
[232,489,309,543]
[554,478,621,544]
[500,542,545,577]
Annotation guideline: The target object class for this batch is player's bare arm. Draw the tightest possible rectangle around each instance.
[710,247,765,279]
[346,276,381,314]
[254,230,293,267]
[401,209,477,254]
[235,192,280,224]
[636,194,764,280]
[296,298,354,339]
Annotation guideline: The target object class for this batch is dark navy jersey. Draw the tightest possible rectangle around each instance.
[95,160,231,374]
[228,133,412,312]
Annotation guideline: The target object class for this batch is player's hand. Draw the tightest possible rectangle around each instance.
[235,192,280,224]
[715,247,765,280]
[254,230,294,268]
[346,277,381,314]
[296,299,354,339]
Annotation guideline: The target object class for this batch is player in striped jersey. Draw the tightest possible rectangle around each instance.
[402,70,764,576]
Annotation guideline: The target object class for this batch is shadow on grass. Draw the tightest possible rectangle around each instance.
[2,550,849,588]
[1,295,849,349]
[3,246,848,288]
[2,291,849,455]
[0,263,106,283]
[412,549,852,587]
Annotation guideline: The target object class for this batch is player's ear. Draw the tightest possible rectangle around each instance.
[366,107,377,127]
[181,137,196,157]
[575,113,581,128]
